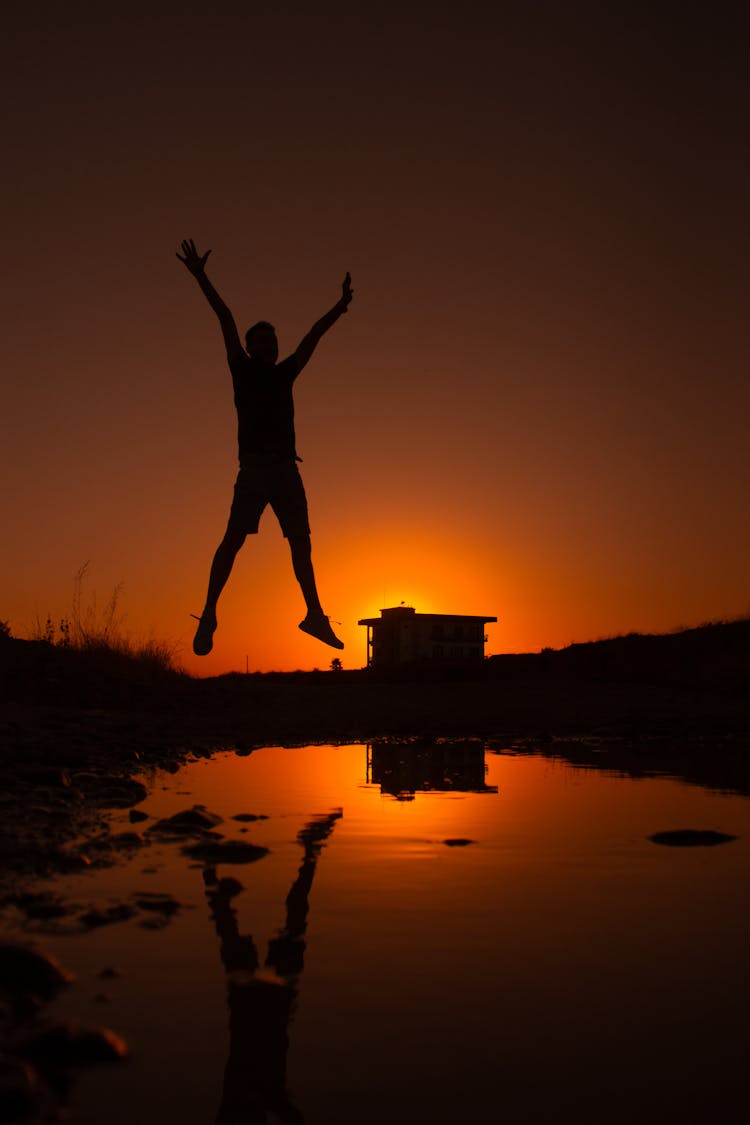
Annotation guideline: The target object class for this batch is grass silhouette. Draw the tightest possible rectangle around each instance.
[29,563,181,676]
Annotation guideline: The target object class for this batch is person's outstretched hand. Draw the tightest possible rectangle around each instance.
[340,271,353,311]
[176,238,211,276]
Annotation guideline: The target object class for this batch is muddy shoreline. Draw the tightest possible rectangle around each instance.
[2,633,750,892]
[2,633,749,1123]
[2,631,749,1123]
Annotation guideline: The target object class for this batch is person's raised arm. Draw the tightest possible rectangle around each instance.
[293,273,353,374]
[176,239,243,361]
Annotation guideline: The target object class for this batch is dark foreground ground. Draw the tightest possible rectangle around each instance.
[1,620,749,889]
[1,624,750,1120]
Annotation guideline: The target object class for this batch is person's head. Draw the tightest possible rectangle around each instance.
[245,321,278,363]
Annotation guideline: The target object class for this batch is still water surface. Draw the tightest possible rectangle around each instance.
[7,743,750,1124]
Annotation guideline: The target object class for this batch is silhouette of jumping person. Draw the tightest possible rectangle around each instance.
[203,810,342,1124]
[176,239,352,655]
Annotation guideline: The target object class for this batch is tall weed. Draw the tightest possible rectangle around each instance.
[32,563,182,674]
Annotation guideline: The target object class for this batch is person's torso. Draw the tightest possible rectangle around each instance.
[230,354,299,462]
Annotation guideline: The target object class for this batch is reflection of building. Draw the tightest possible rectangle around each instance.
[358,606,497,667]
[366,740,498,801]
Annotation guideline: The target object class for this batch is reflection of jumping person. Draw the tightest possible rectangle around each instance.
[176,239,352,655]
[204,811,342,1124]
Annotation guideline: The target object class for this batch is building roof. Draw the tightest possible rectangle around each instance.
[358,606,498,626]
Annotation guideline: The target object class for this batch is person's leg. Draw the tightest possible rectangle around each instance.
[193,525,247,655]
[271,463,343,650]
[205,525,247,613]
[288,535,323,617]
[194,464,267,656]
[289,535,343,650]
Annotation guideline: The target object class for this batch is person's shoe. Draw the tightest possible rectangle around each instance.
[298,612,344,650]
[191,610,217,656]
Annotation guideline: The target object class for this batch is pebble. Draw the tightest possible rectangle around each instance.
[182,839,270,864]
[148,805,223,836]
[132,892,181,916]
[3,892,69,921]
[109,832,144,850]
[0,944,73,1002]
[95,779,148,808]
[648,829,739,847]
[79,904,137,929]
[15,1021,129,1065]
[0,1054,39,1121]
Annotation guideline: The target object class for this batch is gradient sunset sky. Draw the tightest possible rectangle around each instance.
[4,2,748,674]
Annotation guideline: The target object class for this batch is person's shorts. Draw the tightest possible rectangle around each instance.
[228,455,310,538]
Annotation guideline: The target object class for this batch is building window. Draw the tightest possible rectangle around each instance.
[433,644,444,658]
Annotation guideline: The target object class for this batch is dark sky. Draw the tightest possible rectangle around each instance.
[3,2,749,671]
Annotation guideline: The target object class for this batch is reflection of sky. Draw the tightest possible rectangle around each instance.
[4,745,749,1123]
[3,6,749,673]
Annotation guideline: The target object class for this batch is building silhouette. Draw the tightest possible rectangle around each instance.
[358,605,497,668]
[366,740,499,800]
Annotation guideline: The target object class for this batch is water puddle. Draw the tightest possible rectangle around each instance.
[2,741,749,1124]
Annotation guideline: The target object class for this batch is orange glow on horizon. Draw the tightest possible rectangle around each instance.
[3,8,748,678]
[178,526,506,675]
